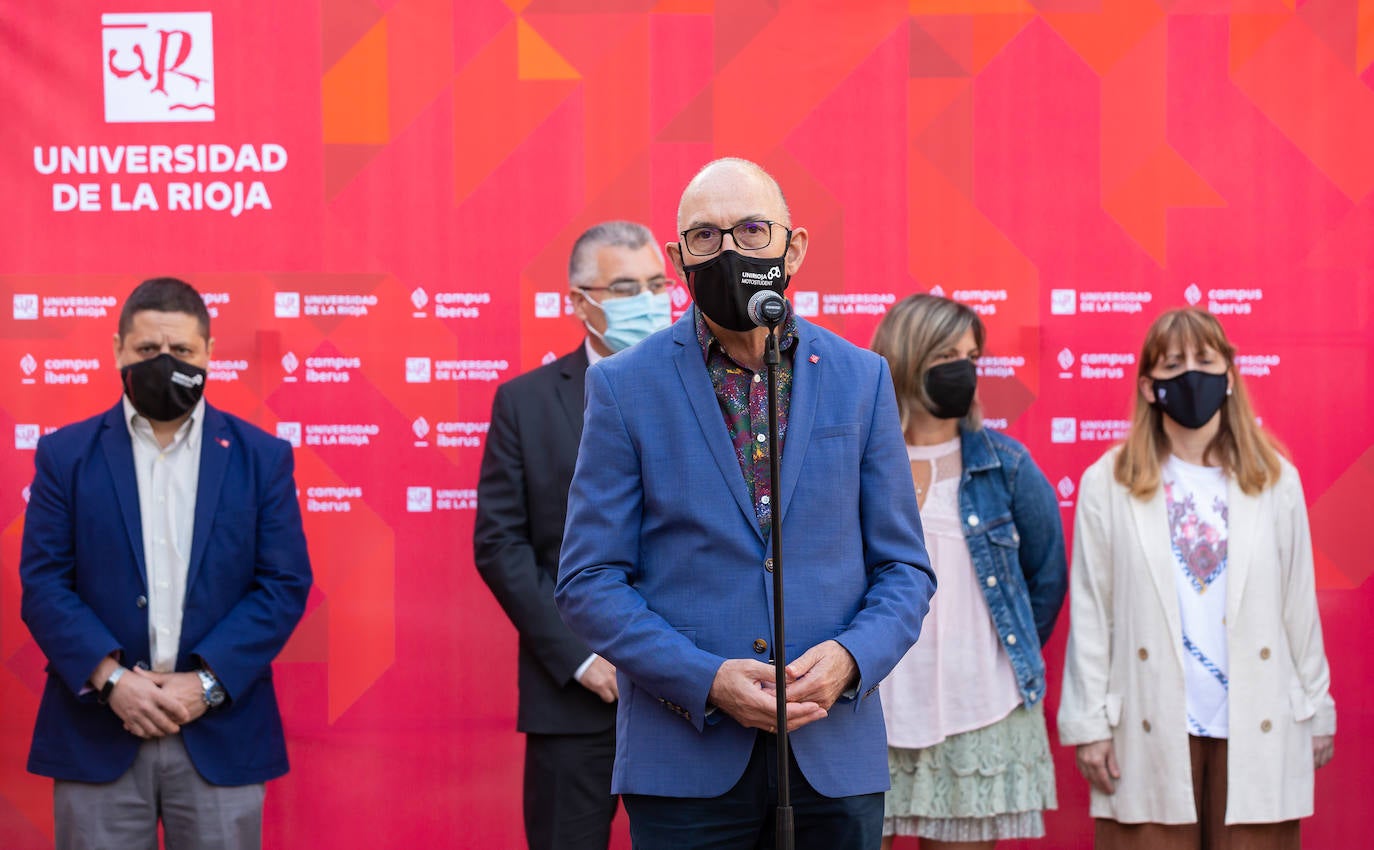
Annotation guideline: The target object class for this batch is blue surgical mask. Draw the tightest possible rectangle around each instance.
[581,290,672,353]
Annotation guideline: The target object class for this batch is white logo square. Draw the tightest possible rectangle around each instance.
[1050,289,1077,315]
[405,357,432,383]
[534,292,561,318]
[1050,417,1077,444]
[274,292,300,318]
[793,291,819,317]
[102,13,215,123]
[276,422,301,447]
[13,294,39,320]
[15,424,40,450]
[406,486,433,513]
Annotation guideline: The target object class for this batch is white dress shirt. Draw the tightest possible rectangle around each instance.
[123,395,204,673]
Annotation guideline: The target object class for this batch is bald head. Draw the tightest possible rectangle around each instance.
[676,157,791,232]
[666,156,809,290]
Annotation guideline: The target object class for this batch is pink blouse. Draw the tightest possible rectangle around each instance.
[880,436,1024,749]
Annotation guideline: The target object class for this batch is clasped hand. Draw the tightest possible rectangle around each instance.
[707,639,858,733]
[108,668,208,739]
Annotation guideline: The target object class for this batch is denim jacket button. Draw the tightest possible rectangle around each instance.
[1004,633,1017,645]
[985,575,997,588]
[967,514,980,527]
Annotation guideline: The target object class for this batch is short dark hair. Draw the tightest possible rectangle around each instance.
[118,277,211,340]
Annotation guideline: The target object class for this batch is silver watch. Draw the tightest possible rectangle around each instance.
[196,669,226,709]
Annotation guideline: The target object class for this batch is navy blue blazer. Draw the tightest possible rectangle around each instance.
[20,401,312,786]
[556,312,936,798]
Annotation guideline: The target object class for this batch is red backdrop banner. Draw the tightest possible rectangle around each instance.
[2,2,1371,847]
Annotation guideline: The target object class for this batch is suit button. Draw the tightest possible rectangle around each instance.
[764,558,774,572]
[1261,719,1272,733]
[753,639,768,654]
[1138,647,1148,661]
[136,595,148,608]
[1259,647,1271,660]
[1142,720,1152,733]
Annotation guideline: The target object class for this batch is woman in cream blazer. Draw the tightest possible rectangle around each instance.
[1058,308,1334,849]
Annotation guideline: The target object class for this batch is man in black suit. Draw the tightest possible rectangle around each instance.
[475,220,672,850]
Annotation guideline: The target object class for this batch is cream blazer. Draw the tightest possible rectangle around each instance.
[1058,449,1335,825]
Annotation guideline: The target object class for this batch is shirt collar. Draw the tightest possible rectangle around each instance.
[693,305,798,362]
[584,336,605,367]
[123,394,207,453]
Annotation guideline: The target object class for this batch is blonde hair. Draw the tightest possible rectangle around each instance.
[870,294,985,433]
[1115,308,1283,498]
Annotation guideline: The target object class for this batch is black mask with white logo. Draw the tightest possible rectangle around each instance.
[923,359,978,420]
[1151,370,1228,429]
[121,353,207,421]
[683,248,789,332]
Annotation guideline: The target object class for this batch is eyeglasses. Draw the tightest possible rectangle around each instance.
[578,279,671,298]
[679,220,788,257]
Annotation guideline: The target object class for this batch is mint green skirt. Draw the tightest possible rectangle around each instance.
[883,702,1057,840]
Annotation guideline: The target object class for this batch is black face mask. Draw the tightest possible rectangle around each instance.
[120,353,207,422]
[1151,370,1228,429]
[682,248,789,332]
[923,359,978,420]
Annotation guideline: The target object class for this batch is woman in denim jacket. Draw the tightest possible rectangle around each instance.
[872,294,1067,849]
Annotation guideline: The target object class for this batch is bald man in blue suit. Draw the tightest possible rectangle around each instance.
[557,159,935,849]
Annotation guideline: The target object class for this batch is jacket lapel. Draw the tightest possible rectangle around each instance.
[1225,476,1258,627]
[778,321,819,522]
[99,403,147,590]
[555,345,589,438]
[671,316,759,537]
[1128,485,1185,670]
[186,405,231,593]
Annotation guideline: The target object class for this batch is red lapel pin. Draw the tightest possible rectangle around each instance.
[218,438,230,448]
[808,354,819,364]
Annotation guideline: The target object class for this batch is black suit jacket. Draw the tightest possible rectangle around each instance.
[475,344,614,734]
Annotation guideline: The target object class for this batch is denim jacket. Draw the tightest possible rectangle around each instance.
[956,425,1067,706]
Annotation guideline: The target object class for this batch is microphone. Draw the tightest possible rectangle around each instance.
[747,290,788,329]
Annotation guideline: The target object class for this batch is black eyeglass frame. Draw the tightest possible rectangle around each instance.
[677,220,791,257]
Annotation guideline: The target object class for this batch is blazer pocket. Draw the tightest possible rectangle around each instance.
[1105,693,1123,727]
[1289,687,1315,722]
[813,423,860,440]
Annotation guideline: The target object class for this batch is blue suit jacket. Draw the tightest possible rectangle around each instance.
[556,312,935,798]
[20,402,312,786]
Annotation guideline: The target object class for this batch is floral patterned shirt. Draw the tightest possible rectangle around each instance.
[1163,455,1230,738]
[694,306,798,532]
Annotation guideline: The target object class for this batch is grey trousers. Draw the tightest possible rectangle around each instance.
[54,735,265,850]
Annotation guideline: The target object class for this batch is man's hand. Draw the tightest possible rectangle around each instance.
[1076,739,1120,795]
[107,670,190,738]
[131,669,208,726]
[783,640,857,711]
[709,659,826,733]
[1313,734,1334,769]
[577,656,619,703]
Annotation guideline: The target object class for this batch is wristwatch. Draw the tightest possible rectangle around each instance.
[196,669,226,709]
[98,666,127,704]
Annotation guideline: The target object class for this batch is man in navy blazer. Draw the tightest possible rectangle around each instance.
[556,159,936,849]
[20,277,312,850]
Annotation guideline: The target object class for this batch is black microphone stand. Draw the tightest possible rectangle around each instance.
[763,320,793,850]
